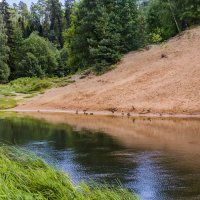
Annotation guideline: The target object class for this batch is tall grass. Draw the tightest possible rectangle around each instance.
[0,146,137,200]
[0,98,17,110]
[0,77,73,96]
[0,77,75,110]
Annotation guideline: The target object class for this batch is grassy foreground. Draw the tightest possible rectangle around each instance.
[0,146,137,200]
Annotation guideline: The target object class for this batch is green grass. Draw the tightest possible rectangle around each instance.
[0,98,17,110]
[0,77,73,95]
[0,77,74,110]
[0,146,137,200]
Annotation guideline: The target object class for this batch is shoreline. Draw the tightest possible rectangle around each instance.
[1,27,200,122]
[3,108,200,119]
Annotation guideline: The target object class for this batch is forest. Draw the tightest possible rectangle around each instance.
[0,0,199,83]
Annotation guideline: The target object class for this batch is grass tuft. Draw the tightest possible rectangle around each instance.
[0,146,137,200]
[0,77,72,96]
[0,77,73,110]
[0,98,17,110]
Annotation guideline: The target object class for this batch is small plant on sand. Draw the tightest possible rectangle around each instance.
[106,108,118,114]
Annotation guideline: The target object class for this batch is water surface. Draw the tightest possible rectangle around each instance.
[0,113,200,200]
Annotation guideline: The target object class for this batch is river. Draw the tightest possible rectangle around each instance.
[0,112,200,200]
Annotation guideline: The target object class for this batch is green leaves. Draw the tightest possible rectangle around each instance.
[175,0,200,24]
[146,0,178,43]
[16,33,58,78]
[64,0,140,73]
[0,13,10,83]
[146,0,200,43]
[0,146,138,200]
[2,0,200,80]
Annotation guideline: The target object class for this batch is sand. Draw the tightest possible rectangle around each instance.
[15,27,200,116]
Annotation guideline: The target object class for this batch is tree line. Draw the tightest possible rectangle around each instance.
[0,0,199,82]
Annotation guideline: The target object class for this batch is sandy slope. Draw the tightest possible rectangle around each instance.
[16,27,200,115]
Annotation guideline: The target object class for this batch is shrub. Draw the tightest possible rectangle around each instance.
[16,33,58,78]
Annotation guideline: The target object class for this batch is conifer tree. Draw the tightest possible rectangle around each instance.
[64,0,98,70]
[0,0,18,79]
[47,0,64,48]
[18,1,30,37]
[65,0,140,72]
[89,1,122,72]
[118,0,140,52]
[65,0,75,29]
[0,13,10,82]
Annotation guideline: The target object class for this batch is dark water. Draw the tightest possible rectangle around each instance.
[0,113,200,200]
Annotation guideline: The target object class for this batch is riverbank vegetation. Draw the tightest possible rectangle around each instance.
[0,77,73,95]
[0,77,73,110]
[0,146,137,200]
[0,98,17,110]
[0,0,200,83]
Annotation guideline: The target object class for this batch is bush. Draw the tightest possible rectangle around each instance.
[8,77,53,94]
[16,33,58,78]
[0,77,72,98]
[146,0,178,42]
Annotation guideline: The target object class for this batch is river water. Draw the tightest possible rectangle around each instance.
[0,112,200,200]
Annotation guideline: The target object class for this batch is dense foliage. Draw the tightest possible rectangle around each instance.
[0,0,199,81]
[0,12,10,82]
[146,0,200,42]
[64,0,142,72]
[16,33,58,77]
[0,76,73,110]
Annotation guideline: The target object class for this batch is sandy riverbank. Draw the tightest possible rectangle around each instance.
[14,27,200,116]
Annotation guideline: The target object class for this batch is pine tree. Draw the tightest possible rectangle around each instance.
[0,0,18,79]
[118,0,140,52]
[65,0,75,29]
[89,1,122,72]
[30,3,44,36]
[6,6,23,79]
[64,0,98,71]
[0,13,10,82]
[47,0,64,48]
[65,0,121,72]
[18,1,30,37]
[65,0,141,73]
